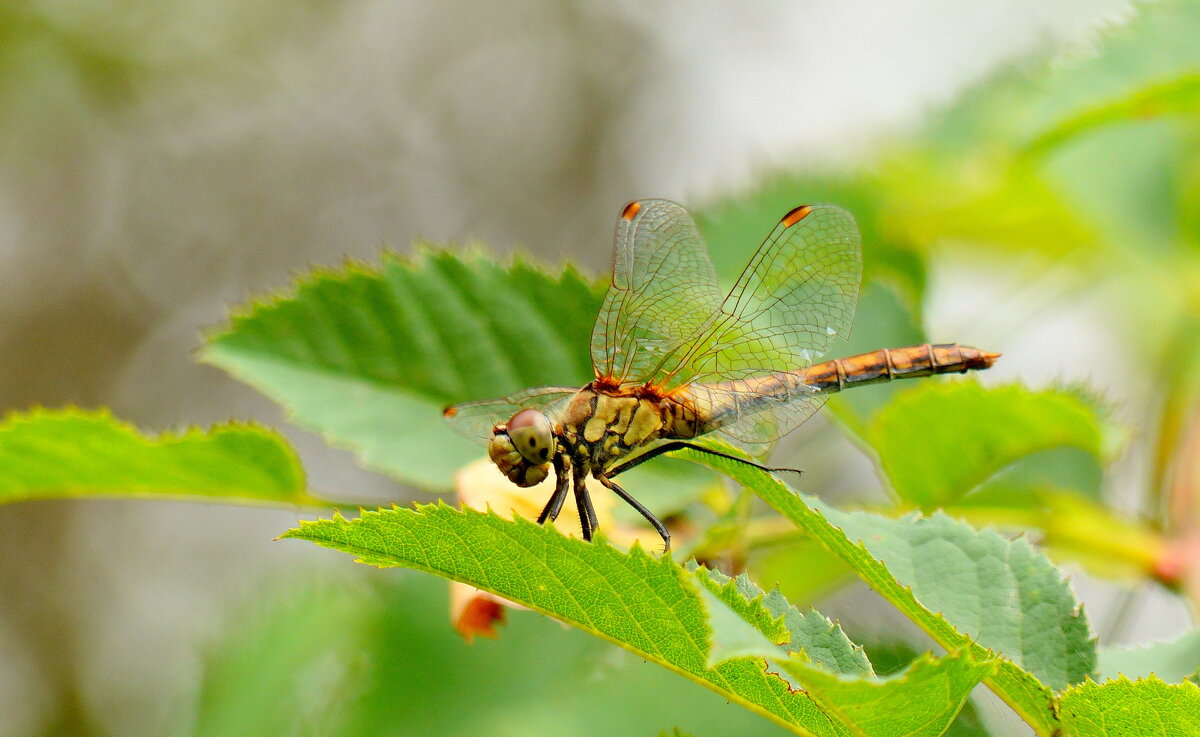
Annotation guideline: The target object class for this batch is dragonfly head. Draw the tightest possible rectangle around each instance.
[488,408,556,487]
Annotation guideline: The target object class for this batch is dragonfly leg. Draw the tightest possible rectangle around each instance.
[606,440,800,479]
[573,463,598,541]
[537,454,570,525]
[597,474,671,552]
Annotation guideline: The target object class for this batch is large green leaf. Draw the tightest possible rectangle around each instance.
[1057,676,1200,737]
[1097,631,1200,685]
[0,407,315,506]
[683,448,1095,737]
[204,251,601,490]
[282,505,991,737]
[864,383,1120,509]
[283,504,847,736]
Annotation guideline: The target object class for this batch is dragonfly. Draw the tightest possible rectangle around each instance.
[444,199,999,550]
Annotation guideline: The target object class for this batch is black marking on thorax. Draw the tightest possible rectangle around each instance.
[561,392,667,472]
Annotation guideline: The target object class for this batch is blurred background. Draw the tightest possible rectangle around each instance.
[2,1,1198,735]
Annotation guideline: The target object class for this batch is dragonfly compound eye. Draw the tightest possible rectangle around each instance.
[506,408,555,465]
[488,427,549,487]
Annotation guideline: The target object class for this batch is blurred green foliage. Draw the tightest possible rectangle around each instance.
[197,573,798,737]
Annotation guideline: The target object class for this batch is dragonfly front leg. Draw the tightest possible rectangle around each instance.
[537,454,570,525]
[573,463,598,541]
[596,473,671,552]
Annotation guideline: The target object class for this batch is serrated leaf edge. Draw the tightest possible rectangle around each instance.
[1058,672,1200,696]
[0,406,322,507]
[202,245,603,346]
[690,563,873,676]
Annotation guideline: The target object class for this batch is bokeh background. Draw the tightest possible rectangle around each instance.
[2,1,1197,735]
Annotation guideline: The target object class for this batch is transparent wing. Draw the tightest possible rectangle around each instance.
[590,199,724,385]
[658,204,862,446]
[443,386,579,444]
[679,379,830,448]
[656,204,862,389]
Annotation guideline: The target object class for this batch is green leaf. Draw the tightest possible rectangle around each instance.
[770,652,995,737]
[0,407,315,506]
[694,584,788,666]
[965,446,1105,503]
[701,590,995,737]
[282,504,986,737]
[682,448,1096,737]
[690,565,872,678]
[864,383,1120,509]
[282,505,844,735]
[1057,676,1200,737]
[204,251,602,489]
[1097,631,1200,685]
[698,5,1200,279]
[951,486,1166,581]
[831,511,1095,689]
[859,641,994,737]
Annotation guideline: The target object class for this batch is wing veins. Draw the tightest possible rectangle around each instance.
[613,230,689,383]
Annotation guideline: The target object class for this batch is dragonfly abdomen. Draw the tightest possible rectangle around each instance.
[803,343,999,393]
[677,343,999,439]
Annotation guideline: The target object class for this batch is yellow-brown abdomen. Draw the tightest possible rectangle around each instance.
[802,343,1000,393]
[681,343,1000,437]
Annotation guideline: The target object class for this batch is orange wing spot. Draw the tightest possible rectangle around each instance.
[621,200,642,221]
[781,205,813,227]
[443,406,458,418]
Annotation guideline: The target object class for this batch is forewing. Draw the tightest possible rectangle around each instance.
[443,386,578,444]
[660,204,861,388]
[590,200,723,385]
